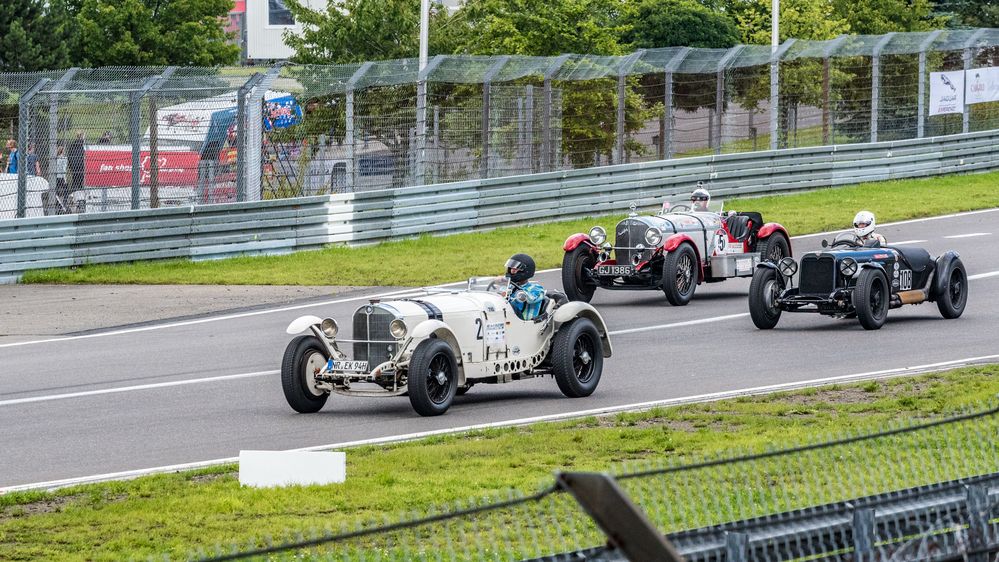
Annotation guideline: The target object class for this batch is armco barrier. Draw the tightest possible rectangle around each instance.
[3,130,999,282]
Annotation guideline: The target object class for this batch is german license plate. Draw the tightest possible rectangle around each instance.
[597,265,634,276]
[327,359,369,373]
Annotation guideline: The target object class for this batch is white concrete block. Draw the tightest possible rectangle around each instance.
[238,450,346,487]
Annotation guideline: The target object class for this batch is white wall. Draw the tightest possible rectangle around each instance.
[246,0,326,61]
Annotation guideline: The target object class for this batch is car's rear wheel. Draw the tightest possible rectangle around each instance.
[937,258,968,319]
[281,335,330,413]
[561,246,597,302]
[748,267,782,329]
[408,338,458,416]
[662,243,697,306]
[550,318,603,398]
[854,269,889,330]
[758,233,790,264]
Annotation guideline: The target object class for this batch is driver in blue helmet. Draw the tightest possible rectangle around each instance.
[505,253,546,321]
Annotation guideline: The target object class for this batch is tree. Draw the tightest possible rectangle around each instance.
[935,0,999,28]
[725,0,849,44]
[623,0,740,50]
[0,0,74,72]
[73,0,239,67]
[832,0,942,34]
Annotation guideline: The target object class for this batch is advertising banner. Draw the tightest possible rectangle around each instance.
[929,71,965,116]
[84,150,201,188]
[965,66,999,105]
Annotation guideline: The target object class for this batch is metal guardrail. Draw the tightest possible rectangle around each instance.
[3,128,999,282]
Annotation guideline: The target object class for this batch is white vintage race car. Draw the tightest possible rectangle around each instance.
[281,277,613,416]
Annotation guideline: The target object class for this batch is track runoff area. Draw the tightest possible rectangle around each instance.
[1,209,998,491]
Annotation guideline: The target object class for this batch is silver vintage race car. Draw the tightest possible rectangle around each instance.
[281,277,613,416]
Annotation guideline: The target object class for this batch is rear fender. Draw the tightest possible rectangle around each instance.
[409,320,466,385]
[564,234,598,252]
[553,302,613,357]
[663,234,703,283]
[757,223,789,240]
[930,251,961,301]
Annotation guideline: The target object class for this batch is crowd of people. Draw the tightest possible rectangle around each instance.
[1,132,90,214]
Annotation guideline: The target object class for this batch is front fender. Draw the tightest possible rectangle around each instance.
[857,261,887,280]
[564,233,597,252]
[408,319,466,385]
[758,223,789,241]
[931,250,961,301]
[286,314,323,335]
[553,302,613,357]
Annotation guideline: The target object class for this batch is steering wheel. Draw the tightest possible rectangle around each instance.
[669,203,691,212]
[486,279,500,292]
[831,238,861,248]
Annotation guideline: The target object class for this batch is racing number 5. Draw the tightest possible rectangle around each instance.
[475,318,484,340]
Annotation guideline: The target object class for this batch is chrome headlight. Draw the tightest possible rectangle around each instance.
[778,257,798,277]
[588,226,607,246]
[644,227,663,246]
[389,319,408,339]
[839,258,858,277]
[320,317,338,338]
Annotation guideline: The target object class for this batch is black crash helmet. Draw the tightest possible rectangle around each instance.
[505,253,536,284]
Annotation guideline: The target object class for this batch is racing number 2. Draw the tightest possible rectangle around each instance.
[475,318,483,340]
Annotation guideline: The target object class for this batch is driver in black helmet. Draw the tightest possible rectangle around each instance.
[504,253,546,321]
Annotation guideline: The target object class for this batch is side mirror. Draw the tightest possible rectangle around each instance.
[821,239,829,248]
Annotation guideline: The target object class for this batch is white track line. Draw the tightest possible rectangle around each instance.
[944,232,991,239]
[4,353,997,494]
[609,313,748,335]
[3,207,998,349]
[969,270,999,280]
[889,240,927,245]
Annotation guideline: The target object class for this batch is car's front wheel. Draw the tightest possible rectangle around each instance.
[281,335,330,413]
[662,243,698,306]
[937,258,968,319]
[854,269,889,330]
[748,267,782,329]
[408,338,459,416]
[561,246,597,302]
[551,318,603,398]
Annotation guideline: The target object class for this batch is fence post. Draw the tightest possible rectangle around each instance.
[130,76,159,210]
[542,54,570,173]
[770,39,795,150]
[870,33,895,143]
[962,29,987,134]
[966,484,990,562]
[524,85,534,173]
[236,72,264,202]
[852,508,876,562]
[614,50,644,165]
[715,46,744,155]
[241,62,283,202]
[725,531,749,562]
[344,62,373,192]
[416,55,443,186]
[916,31,943,139]
[480,56,510,179]
[822,36,847,145]
[47,68,78,207]
[663,48,690,160]
[17,78,50,218]
[147,67,177,209]
[556,472,684,562]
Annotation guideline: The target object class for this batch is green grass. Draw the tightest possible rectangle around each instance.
[1,368,998,561]
[22,170,999,286]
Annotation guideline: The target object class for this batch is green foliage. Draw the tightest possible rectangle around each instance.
[623,0,741,49]
[936,0,999,28]
[834,0,943,34]
[726,0,849,44]
[0,0,73,71]
[72,0,239,67]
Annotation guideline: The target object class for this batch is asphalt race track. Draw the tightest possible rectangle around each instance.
[2,210,998,489]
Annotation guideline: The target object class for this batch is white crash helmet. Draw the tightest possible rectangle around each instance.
[853,210,876,238]
[690,183,710,209]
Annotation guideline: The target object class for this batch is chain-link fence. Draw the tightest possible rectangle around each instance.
[4,28,999,219]
[188,402,999,561]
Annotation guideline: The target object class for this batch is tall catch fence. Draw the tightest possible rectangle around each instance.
[192,403,999,561]
[3,28,999,219]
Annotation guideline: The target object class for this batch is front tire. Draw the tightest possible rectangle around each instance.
[758,233,790,264]
[551,318,604,398]
[281,335,330,413]
[937,258,968,319]
[408,339,458,416]
[561,246,597,302]
[748,267,782,329]
[662,243,698,306]
[854,269,889,330]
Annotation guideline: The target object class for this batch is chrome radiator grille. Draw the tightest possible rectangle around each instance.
[352,307,397,364]
[799,255,836,295]
[615,219,652,266]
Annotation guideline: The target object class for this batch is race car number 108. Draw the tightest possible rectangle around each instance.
[327,359,369,372]
[598,265,634,276]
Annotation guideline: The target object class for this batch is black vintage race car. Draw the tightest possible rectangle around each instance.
[748,232,968,330]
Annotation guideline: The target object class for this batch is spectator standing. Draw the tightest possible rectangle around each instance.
[5,140,18,174]
[67,132,86,194]
[54,144,69,210]
[24,142,41,176]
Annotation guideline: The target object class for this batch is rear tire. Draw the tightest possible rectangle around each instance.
[408,338,458,416]
[281,335,330,413]
[551,318,603,398]
[561,246,597,302]
[854,269,889,330]
[662,243,697,306]
[936,258,968,319]
[748,267,782,329]
[758,233,790,264]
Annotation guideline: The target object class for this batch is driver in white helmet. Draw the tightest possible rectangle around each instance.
[690,183,711,212]
[853,210,887,246]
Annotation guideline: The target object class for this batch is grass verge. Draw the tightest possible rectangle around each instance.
[1,367,998,560]
[22,170,999,286]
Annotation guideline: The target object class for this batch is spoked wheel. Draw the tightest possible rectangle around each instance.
[854,269,889,330]
[748,267,782,329]
[281,335,330,413]
[937,258,968,319]
[561,246,597,302]
[662,243,697,306]
[759,234,790,264]
[551,318,604,398]
[408,338,458,416]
